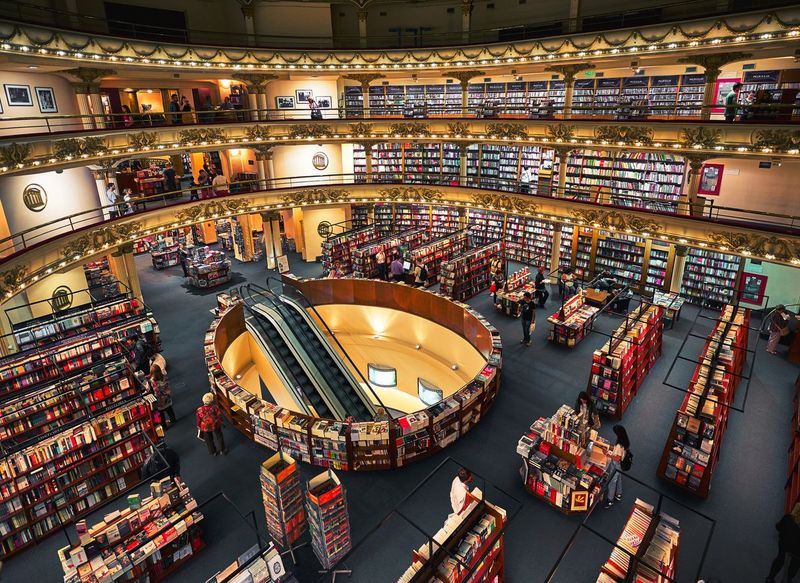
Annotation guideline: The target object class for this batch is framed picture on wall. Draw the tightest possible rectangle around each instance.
[316,96,332,109]
[295,89,313,104]
[276,96,295,109]
[712,78,740,114]
[35,87,57,113]
[740,272,768,305]
[4,84,32,106]
[698,163,724,196]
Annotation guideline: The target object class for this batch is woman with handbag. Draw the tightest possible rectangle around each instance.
[767,305,792,354]
[604,425,631,509]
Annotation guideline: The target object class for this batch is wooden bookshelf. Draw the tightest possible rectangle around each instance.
[680,249,742,308]
[547,292,599,348]
[408,229,470,287]
[351,228,429,279]
[320,226,381,275]
[785,374,800,512]
[440,241,503,301]
[260,452,307,550]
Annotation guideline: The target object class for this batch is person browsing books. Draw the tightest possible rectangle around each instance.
[375,249,387,280]
[390,255,404,281]
[574,391,600,431]
[767,504,800,583]
[535,265,549,308]
[519,292,535,347]
[604,425,630,509]
[449,467,472,515]
[196,393,227,456]
[767,304,793,355]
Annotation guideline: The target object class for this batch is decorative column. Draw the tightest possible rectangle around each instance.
[110,244,142,299]
[357,7,368,48]
[458,143,470,185]
[446,70,485,116]
[678,52,752,120]
[254,146,273,189]
[669,245,689,293]
[549,228,562,274]
[343,74,384,118]
[356,141,375,183]
[567,0,581,32]
[239,0,257,45]
[235,74,278,121]
[553,146,572,197]
[544,64,595,119]
[461,0,473,43]
[683,154,709,218]
[259,211,283,269]
[70,82,94,130]
[60,68,116,129]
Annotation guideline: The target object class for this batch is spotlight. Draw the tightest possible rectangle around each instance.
[451,364,458,371]
[415,344,421,350]
[630,59,641,74]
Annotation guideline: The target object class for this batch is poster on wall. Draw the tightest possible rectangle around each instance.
[295,89,313,105]
[740,272,768,305]
[35,87,57,113]
[276,96,295,109]
[712,78,741,114]
[4,84,32,106]
[698,163,724,196]
[277,255,289,273]
[316,96,332,109]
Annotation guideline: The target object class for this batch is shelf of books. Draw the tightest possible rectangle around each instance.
[467,209,505,247]
[428,204,462,237]
[442,143,461,184]
[657,305,750,497]
[516,405,612,514]
[547,291,600,348]
[785,374,800,512]
[385,85,405,114]
[648,75,680,116]
[306,470,352,570]
[351,205,371,229]
[598,498,680,582]
[680,249,741,307]
[572,79,596,116]
[549,80,566,112]
[260,452,307,550]
[403,143,444,183]
[364,143,404,183]
[504,215,554,267]
[0,398,156,558]
[425,84,446,114]
[644,241,673,293]
[368,85,387,115]
[343,86,364,117]
[321,226,381,275]
[84,257,121,301]
[206,542,287,583]
[57,477,204,583]
[373,203,396,236]
[573,228,595,280]
[589,303,664,417]
[352,228,429,278]
[677,74,706,116]
[467,84,485,114]
[595,78,622,116]
[134,228,188,255]
[409,229,470,286]
[440,241,503,301]
[445,83,462,114]
[527,80,549,108]
[506,81,527,115]
[398,490,506,583]
[187,247,232,289]
[565,150,615,201]
[559,225,575,272]
[594,233,646,290]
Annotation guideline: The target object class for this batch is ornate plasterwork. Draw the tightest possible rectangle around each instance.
[445,70,485,89]
[246,125,271,141]
[707,232,800,263]
[61,221,144,259]
[178,128,226,145]
[485,123,527,140]
[677,52,753,79]
[544,63,595,83]
[0,143,32,166]
[127,131,158,150]
[281,188,350,205]
[750,129,800,151]
[546,123,575,141]
[288,124,332,139]
[594,126,654,145]
[680,127,722,149]
[377,186,443,203]
[348,122,374,136]
[447,122,470,136]
[53,137,106,159]
[0,265,28,298]
[570,209,663,235]
[174,199,252,223]
[342,73,384,88]
[388,123,431,137]
[470,192,538,213]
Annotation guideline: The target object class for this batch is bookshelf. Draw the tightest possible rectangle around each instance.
[644,241,673,293]
[440,241,503,301]
[409,229,470,286]
[549,80,566,113]
[205,542,285,583]
[589,303,664,417]
[343,85,363,118]
[648,75,680,116]
[677,74,706,116]
[507,81,528,115]
[494,266,533,317]
[57,477,204,583]
[425,84,445,114]
[83,258,120,301]
[504,215,554,268]
[527,80,549,112]
[595,78,622,116]
[320,226,381,275]
[657,305,750,497]
[397,490,506,583]
[559,225,574,272]
[386,85,406,114]
[572,79,596,116]
[621,77,649,114]
[260,452,307,550]
[467,83,485,114]
[368,85,386,115]
[547,291,599,348]
[598,498,680,582]
[594,233,646,290]
[785,375,800,512]
[351,205,371,229]
[403,143,443,183]
[445,83,462,114]
[150,246,180,270]
[517,405,612,514]
[428,204,462,237]
[441,143,461,185]
[135,228,188,255]
[351,228,429,278]
[467,209,504,247]
[680,249,741,307]
[574,228,595,280]
[306,470,352,570]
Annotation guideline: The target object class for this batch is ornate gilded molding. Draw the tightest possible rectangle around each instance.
[470,192,538,213]
[707,232,800,263]
[594,126,654,145]
[348,122,374,136]
[232,73,278,90]
[445,70,485,89]
[677,52,753,79]
[178,128,226,145]
[546,123,575,141]
[174,199,253,223]
[342,73,385,88]
[388,123,431,137]
[288,124,332,139]
[0,143,32,167]
[246,125,271,141]
[127,131,158,150]
[544,64,595,83]
[54,137,106,159]
[750,129,800,151]
[377,186,443,203]
[252,144,274,160]
[570,209,663,235]
[485,123,527,140]
[61,221,144,259]
[447,122,471,136]
[281,188,350,205]
[60,67,116,84]
[0,265,28,298]
[680,127,722,149]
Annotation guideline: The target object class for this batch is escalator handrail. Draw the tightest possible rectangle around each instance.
[262,277,388,414]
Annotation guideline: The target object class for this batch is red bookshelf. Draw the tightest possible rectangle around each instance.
[440,241,503,301]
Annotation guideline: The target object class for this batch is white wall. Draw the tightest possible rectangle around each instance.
[271,144,343,181]
[254,2,333,39]
[0,70,81,136]
[264,78,340,118]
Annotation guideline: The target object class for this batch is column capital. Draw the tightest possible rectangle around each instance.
[253,144,274,160]
[342,73,384,89]
[677,52,753,82]
[460,0,473,16]
[674,244,689,257]
[684,153,711,174]
[239,0,255,19]
[259,211,280,222]
[234,73,278,93]
[357,7,368,21]
[553,145,573,158]
[356,139,381,151]
[445,70,485,90]
[60,67,116,86]
[112,243,135,256]
[544,64,594,84]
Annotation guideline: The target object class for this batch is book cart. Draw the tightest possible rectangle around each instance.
[657,304,753,497]
[547,290,600,348]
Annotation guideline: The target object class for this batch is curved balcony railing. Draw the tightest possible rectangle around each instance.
[1,101,794,139]
[0,174,797,263]
[0,0,789,49]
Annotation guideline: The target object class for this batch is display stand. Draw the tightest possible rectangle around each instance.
[651,291,685,329]
[134,228,188,254]
[494,266,533,317]
[408,229,469,287]
[321,226,381,275]
[150,245,181,270]
[187,246,232,289]
[351,228,429,279]
[440,241,503,301]
[306,470,352,581]
[260,452,307,562]
[547,291,600,348]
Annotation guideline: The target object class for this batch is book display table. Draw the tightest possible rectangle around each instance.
[547,292,600,348]
[187,247,232,289]
[494,267,532,318]
[150,245,181,270]
[516,405,612,514]
[651,291,685,329]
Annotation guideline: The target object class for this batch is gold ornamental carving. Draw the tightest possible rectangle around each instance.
[232,73,277,91]
[246,125,271,141]
[377,186,443,203]
[485,123,527,140]
[388,123,430,137]
[0,143,32,166]
[680,127,722,149]
[178,128,226,145]
[127,131,158,150]
[61,221,144,259]
[174,199,253,223]
[594,126,654,146]
[348,122,374,136]
[707,232,800,263]
[252,145,273,160]
[54,137,107,159]
[445,70,485,89]
[677,52,753,79]
[570,209,663,235]
[546,123,575,141]
[750,129,800,151]
[471,193,538,214]
[447,122,470,137]
[0,265,28,297]
[544,64,595,83]
[281,188,350,205]
[288,124,332,139]
[342,73,384,88]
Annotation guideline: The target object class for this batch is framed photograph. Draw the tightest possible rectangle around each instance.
[4,84,32,106]
[316,95,332,109]
[712,77,740,114]
[34,87,57,113]
[295,89,313,104]
[275,96,295,109]
[698,163,724,196]
[740,272,768,306]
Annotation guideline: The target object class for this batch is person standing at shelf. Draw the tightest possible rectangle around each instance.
[197,169,212,200]
[196,392,227,456]
[168,93,181,125]
[603,425,630,509]
[120,105,134,128]
[449,467,473,515]
[767,304,792,355]
[163,162,178,194]
[150,351,167,375]
[178,244,190,277]
[375,249,387,280]
[390,254,405,281]
[574,390,600,431]
[180,96,194,124]
[535,265,549,308]
[519,291,535,347]
[374,407,390,422]
[766,504,800,583]
[724,82,742,122]
[413,262,428,287]
[308,96,322,120]
[142,442,181,480]
[105,183,119,219]
[212,172,230,197]
[149,364,176,427]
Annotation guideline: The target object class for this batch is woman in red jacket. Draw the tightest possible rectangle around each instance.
[196,393,227,456]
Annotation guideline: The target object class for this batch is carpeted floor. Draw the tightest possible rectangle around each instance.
[3,248,796,583]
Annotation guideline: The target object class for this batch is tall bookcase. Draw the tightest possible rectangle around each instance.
[467,209,504,247]
[504,216,554,268]
[259,452,307,550]
[351,228,429,278]
[321,226,381,275]
[657,305,750,497]
[440,241,503,301]
[409,229,470,286]
[680,249,741,307]
[306,470,352,570]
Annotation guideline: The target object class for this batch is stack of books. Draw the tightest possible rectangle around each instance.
[260,452,307,550]
[306,470,352,570]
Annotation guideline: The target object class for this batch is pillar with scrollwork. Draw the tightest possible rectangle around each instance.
[235,74,278,121]
[343,74,384,118]
[446,70,485,116]
[683,154,710,218]
[259,211,283,269]
[254,145,274,189]
[461,0,473,43]
[553,146,572,197]
[109,243,142,299]
[61,68,116,129]
[238,0,257,45]
[544,64,595,119]
[669,245,689,293]
[678,52,752,120]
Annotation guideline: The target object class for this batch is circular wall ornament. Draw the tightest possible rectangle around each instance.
[22,184,47,212]
[312,151,329,171]
[51,285,73,311]
[317,221,333,238]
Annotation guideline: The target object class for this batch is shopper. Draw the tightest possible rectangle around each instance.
[390,255,404,281]
[724,82,742,122]
[142,442,181,479]
[120,105,134,128]
[197,169,212,199]
[374,407,390,422]
[168,93,181,125]
[212,172,230,196]
[519,291,535,346]
[180,96,194,124]
[490,268,505,304]
[122,188,135,215]
[574,391,600,430]
[535,265,549,308]
[449,467,472,515]
[163,162,178,194]
[178,244,189,277]
[413,262,427,287]
[767,304,792,354]
[150,351,167,375]
[376,249,387,280]
[150,364,175,426]
[105,183,119,218]
[308,96,322,120]
[520,166,533,194]
[128,334,153,374]
[604,425,630,508]
[766,505,800,583]
[196,392,227,456]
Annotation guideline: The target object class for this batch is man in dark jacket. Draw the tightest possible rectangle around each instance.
[767,510,800,582]
[142,443,180,479]
[519,292,535,347]
[168,93,181,125]
[534,265,549,308]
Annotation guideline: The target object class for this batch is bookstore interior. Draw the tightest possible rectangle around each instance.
[2,2,800,582]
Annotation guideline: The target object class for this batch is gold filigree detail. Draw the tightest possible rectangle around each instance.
[677,52,753,78]
[680,127,722,149]
[485,123,527,140]
[174,199,252,223]
[594,126,654,145]
[342,73,385,87]
[377,187,443,203]
[750,129,800,151]
[447,122,470,136]
[445,70,485,89]
[707,232,800,263]
[471,193,538,213]
[178,128,226,145]
[543,64,595,83]
[0,143,32,166]
[348,122,373,136]
[246,125,271,141]
[388,123,430,137]
[54,137,106,159]
[546,123,575,141]
[127,131,158,150]
[570,209,663,234]
[0,265,28,297]
[281,188,350,205]
[288,124,332,139]
[61,221,144,259]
